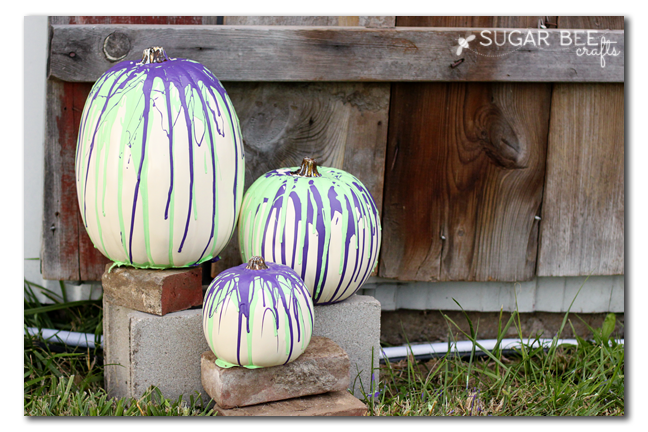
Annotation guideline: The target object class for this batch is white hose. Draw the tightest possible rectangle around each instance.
[25,327,623,359]
[25,327,103,349]
[380,338,624,360]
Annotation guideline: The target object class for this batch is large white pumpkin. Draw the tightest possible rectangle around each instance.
[75,47,244,268]
[203,256,314,368]
[238,158,382,305]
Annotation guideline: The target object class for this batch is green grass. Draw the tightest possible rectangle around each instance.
[359,288,624,416]
[24,279,216,416]
[25,278,623,416]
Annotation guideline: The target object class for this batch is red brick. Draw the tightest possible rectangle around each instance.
[213,391,367,416]
[201,337,350,408]
[102,264,202,316]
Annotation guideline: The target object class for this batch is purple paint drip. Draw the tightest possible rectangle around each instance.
[289,190,301,269]
[81,67,133,226]
[300,190,312,284]
[261,186,286,262]
[163,80,174,220]
[326,189,356,303]
[336,187,366,301]
[309,185,330,303]
[127,74,154,263]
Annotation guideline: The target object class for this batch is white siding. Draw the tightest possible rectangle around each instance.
[361,276,624,313]
[24,16,101,303]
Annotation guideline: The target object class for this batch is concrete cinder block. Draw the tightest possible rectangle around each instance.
[201,337,349,408]
[213,391,367,416]
[103,298,210,402]
[103,300,132,398]
[313,295,381,399]
[102,264,202,316]
[103,294,381,402]
[129,309,210,401]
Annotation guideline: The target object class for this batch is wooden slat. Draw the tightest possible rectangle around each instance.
[41,80,84,280]
[556,16,624,29]
[225,16,395,27]
[537,17,624,277]
[395,16,554,28]
[66,16,219,25]
[42,16,219,281]
[49,25,624,83]
[379,16,552,282]
[211,17,392,277]
[225,82,389,209]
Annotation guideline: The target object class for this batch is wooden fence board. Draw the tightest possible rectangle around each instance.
[379,16,552,282]
[211,16,392,277]
[41,79,85,280]
[537,16,624,277]
[49,25,624,83]
[225,16,395,27]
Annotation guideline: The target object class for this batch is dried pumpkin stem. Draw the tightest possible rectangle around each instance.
[139,47,168,65]
[246,256,269,270]
[291,157,321,177]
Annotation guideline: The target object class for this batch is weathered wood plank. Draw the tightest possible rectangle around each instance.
[211,17,391,277]
[380,82,551,281]
[225,16,395,28]
[537,85,625,276]
[49,25,624,83]
[41,79,83,280]
[537,17,624,277]
[65,16,220,25]
[557,16,624,30]
[379,16,552,282]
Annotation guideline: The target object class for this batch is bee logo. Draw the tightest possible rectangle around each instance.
[453,33,476,56]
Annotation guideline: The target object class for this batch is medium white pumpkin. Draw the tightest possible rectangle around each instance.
[202,256,314,368]
[75,47,244,268]
[238,158,382,305]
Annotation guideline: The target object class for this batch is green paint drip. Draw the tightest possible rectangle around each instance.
[214,358,261,369]
[203,152,208,174]
[140,84,156,264]
[283,303,290,357]
[246,279,259,364]
[92,131,109,260]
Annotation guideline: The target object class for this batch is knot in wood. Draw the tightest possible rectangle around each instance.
[103,32,131,62]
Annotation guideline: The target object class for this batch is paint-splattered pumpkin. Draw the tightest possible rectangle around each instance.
[75,47,244,269]
[238,158,382,305]
[202,256,313,368]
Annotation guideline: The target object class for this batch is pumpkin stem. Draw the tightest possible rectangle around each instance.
[291,157,321,178]
[246,256,269,270]
[139,47,168,65]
